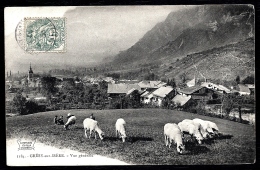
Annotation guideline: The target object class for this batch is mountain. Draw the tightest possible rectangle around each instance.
[161,37,255,81]
[111,5,254,67]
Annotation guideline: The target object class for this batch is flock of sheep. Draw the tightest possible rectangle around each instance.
[62,113,219,154]
[62,113,126,142]
[164,118,219,154]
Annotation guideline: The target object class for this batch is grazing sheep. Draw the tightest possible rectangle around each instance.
[89,113,95,120]
[178,120,204,144]
[57,116,64,125]
[204,120,219,136]
[193,118,215,137]
[182,119,210,139]
[115,118,127,142]
[83,118,104,140]
[54,115,58,124]
[164,123,185,154]
[64,113,76,130]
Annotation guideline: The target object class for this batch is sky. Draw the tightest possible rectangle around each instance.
[5,6,190,73]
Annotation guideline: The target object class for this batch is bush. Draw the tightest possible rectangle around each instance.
[12,93,27,115]
[207,99,222,104]
[24,101,37,114]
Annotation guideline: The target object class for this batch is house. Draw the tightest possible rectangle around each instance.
[107,83,141,98]
[126,88,137,96]
[140,91,154,104]
[151,86,175,106]
[34,96,47,102]
[35,78,42,87]
[90,77,103,84]
[178,85,217,101]
[138,81,167,91]
[62,77,74,82]
[201,82,231,94]
[237,84,251,95]
[172,94,192,107]
[117,80,139,84]
[21,78,28,86]
[245,84,255,89]
[245,84,255,95]
[103,77,115,84]
[186,78,196,87]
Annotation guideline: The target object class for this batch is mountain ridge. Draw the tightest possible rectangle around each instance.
[110,5,254,68]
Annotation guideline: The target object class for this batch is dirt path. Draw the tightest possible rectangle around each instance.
[6,138,130,166]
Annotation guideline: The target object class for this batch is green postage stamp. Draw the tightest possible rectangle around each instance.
[22,17,66,52]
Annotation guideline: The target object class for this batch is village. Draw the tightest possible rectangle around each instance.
[5,64,255,124]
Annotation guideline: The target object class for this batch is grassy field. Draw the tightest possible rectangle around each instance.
[6,109,255,165]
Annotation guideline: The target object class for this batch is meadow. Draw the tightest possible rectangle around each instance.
[6,109,255,165]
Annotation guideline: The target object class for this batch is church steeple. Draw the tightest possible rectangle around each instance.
[29,63,33,74]
[28,63,34,81]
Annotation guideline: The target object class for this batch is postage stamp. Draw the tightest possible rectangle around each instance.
[20,17,66,53]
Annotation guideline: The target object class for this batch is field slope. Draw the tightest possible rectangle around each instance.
[6,109,255,165]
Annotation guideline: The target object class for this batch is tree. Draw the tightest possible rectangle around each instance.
[160,77,167,83]
[41,76,58,97]
[144,72,158,80]
[167,78,176,88]
[12,92,26,114]
[25,100,39,114]
[125,90,140,108]
[242,75,254,84]
[235,76,240,84]
[221,93,242,117]
[179,72,187,83]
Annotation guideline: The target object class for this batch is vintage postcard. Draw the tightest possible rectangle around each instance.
[5,5,255,166]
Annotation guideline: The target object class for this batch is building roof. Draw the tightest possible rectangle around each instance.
[138,81,167,89]
[172,95,191,106]
[178,85,204,95]
[218,85,231,93]
[245,84,255,89]
[107,83,141,94]
[140,91,150,97]
[140,91,155,98]
[126,88,137,95]
[34,97,47,101]
[186,78,196,87]
[62,100,70,103]
[152,86,174,98]
[117,80,139,84]
[201,82,231,93]
[238,84,251,93]
[103,77,114,82]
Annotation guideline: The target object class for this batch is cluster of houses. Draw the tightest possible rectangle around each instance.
[6,64,255,112]
[107,78,255,108]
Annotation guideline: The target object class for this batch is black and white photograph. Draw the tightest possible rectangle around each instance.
[5,5,255,165]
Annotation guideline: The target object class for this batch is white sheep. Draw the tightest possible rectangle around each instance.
[193,118,216,137]
[83,118,104,140]
[164,123,185,154]
[204,120,219,136]
[115,118,127,142]
[64,113,76,130]
[182,119,210,139]
[178,120,204,144]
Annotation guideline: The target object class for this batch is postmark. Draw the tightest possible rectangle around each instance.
[15,17,66,53]
[15,19,26,50]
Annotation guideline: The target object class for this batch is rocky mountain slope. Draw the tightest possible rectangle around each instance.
[111,5,254,69]
[159,37,255,82]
